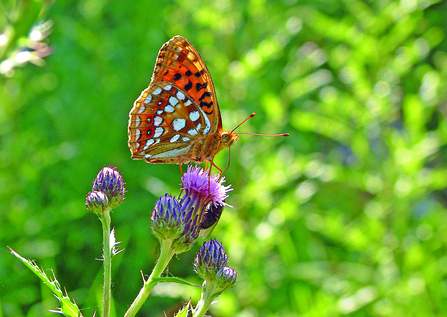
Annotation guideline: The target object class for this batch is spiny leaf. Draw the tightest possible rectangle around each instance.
[9,247,83,317]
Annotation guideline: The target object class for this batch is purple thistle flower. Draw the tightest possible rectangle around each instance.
[85,191,108,214]
[92,166,125,209]
[180,166,232,238]
[181,166,232,208]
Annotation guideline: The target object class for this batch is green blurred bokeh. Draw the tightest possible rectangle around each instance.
[2,0,447,316]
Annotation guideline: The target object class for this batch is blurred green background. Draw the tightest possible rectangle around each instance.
[2,0,447,316]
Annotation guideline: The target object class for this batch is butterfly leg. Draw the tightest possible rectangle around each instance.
[214,147,230,181]
[178,155,187,199]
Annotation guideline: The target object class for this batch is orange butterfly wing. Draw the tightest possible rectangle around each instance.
[128,36,223,164]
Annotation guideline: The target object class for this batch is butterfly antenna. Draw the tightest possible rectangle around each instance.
[232,112,289,137]
[236,132,290,137]
[231,112,256,133]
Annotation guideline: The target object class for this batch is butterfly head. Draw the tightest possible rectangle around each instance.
[220,130,239,149]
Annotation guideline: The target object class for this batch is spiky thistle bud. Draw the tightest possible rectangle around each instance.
[194,240,228,281]
[85,191,109,214]
[92,166,125,210]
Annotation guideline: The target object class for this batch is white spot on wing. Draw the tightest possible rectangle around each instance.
[169,96,179,107]
[177,91,186,100]
[135,129,141,140]
[203,121,211,135]
[182,137,190,141]
[189,110,200,122]
[135,116,141,126]
[185,100,192,106]
[164,84,172,90]
[145,154,152,158]
[195,123,202,131]
[170,134,180,143]
[153,87,162,95]
[144,95,152,104]
[164,105,175,113]
[154,116,163,126]
[188,129,198,136]
[143,139,155,150]
[156,110,163,115]
[172,118,186,131]
[137,104,145,114]
[154,127,164,138]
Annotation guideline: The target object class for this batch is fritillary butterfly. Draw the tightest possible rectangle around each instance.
[128,36,238,170]
[128,36,288,172]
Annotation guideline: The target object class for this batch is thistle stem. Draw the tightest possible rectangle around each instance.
[192,281,218,317]
[100,209,112,317]
[124,239,175,317]
[193,296,214,317]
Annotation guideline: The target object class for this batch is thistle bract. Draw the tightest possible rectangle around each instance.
[151,194,185,241]
[216,266,237,290]
[85,191,109,214]
[92,166,125,209]
[194,239,228,280]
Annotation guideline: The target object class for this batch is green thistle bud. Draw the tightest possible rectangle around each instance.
[194,240,228,281]
[92,166,125,210]
[85,191,109,214]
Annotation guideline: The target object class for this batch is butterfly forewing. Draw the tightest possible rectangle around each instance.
[152,36,222,132]
[128,36,224,164]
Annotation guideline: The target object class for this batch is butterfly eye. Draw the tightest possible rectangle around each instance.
[221,133,230,142]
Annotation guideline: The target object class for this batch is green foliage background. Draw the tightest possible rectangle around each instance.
[2,0,447,316]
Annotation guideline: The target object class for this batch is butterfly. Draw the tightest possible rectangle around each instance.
[128,36,288,173]
[128,35,240,173]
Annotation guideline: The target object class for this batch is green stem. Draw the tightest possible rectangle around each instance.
[193,296,214,317]
[101,210,112,317]
[124,239,175,317]
[192,281,218,317]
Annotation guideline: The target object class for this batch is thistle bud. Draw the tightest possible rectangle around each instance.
[216,266,237,290]
[92,166,125,209]
[85,191,109,214]
[151,194,184,241]
[194,240,228,281]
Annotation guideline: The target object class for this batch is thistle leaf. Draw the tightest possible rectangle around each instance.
[9,247,83,317]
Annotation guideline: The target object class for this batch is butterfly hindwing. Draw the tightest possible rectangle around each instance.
[128,81,212,163]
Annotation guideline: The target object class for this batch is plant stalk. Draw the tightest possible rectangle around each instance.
[101,210,112,317]
[124,239,175,317]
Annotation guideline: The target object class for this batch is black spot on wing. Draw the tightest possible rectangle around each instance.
[174,73,182,80]
[185,70,192,76]
[195,69,205,77]
[200,101,214,114]
[196,82,208,92]
[184,80,192,91]
[199,91,212,101]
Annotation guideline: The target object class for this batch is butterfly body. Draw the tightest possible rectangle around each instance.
[128,36,238,165]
